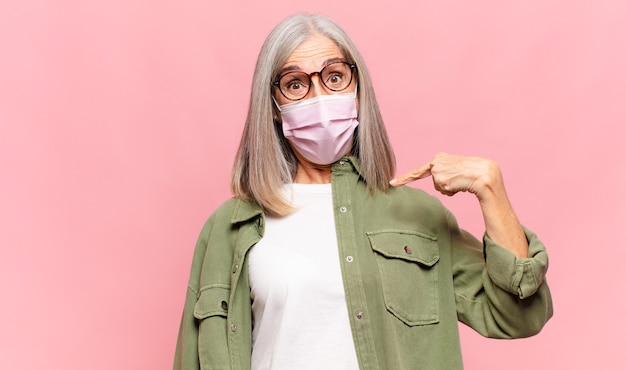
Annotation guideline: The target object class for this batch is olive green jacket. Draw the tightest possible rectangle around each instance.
[174,157,553,370]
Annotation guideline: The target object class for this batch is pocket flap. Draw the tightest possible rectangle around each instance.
[193,285,230,320]
[367,230,439,266]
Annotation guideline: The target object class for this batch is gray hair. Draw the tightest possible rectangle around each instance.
[231,14,396,216]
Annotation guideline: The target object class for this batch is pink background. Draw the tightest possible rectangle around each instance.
[1,1,624,369]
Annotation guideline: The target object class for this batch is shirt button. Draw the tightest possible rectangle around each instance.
[339,206,347,213]
[356,311,364,319]
[346,256,354,262]
[232,264,239,273]
[339,160,346,166]
[231,323,237,332]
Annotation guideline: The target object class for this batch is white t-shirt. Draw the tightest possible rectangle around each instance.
[248,183,359,370]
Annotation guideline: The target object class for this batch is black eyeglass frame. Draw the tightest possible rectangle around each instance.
[272,62,357,101]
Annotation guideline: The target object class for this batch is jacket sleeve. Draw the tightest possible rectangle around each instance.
[173,216,215,370]
[449,210,554,338]
[174,286,201,369]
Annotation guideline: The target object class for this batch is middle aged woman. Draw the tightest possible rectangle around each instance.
[174,13,553,370]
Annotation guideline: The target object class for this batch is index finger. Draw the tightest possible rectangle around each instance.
[389,162,433,186]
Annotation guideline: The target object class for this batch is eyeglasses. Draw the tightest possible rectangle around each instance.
[273,61,357,101]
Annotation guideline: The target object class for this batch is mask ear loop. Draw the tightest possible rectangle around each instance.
[271,96,283,112]
[272,96,282,125]
[350,83,358,99]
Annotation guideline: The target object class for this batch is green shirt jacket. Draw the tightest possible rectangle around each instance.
[174,157,553,370]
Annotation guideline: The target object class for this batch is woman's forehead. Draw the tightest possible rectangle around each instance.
[282,35,345,71]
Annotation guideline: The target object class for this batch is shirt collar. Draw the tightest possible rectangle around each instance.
[229,156,364,224]
[334,156,365,178]
[231,198,263,224]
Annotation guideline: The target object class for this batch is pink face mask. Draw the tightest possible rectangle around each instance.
[277,91,359,165]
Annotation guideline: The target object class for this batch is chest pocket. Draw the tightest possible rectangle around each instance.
[367,230,440,326]
[194,285,230,319]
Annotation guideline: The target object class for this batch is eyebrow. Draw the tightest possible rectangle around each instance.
[279,57,346,76]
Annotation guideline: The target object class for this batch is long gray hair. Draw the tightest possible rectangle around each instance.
[231,14,396,216]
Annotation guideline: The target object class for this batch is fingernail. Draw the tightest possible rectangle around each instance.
[389,178,397,185]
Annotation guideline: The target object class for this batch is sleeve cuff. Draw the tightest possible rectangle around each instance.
[484,227,549,299]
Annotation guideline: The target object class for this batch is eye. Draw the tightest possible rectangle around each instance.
[322,62,350,90]
[326,73,344,86]
[281,73,309,93]
[286,80,304,91]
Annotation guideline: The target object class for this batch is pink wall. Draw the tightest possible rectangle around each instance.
[1,1,624,369]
